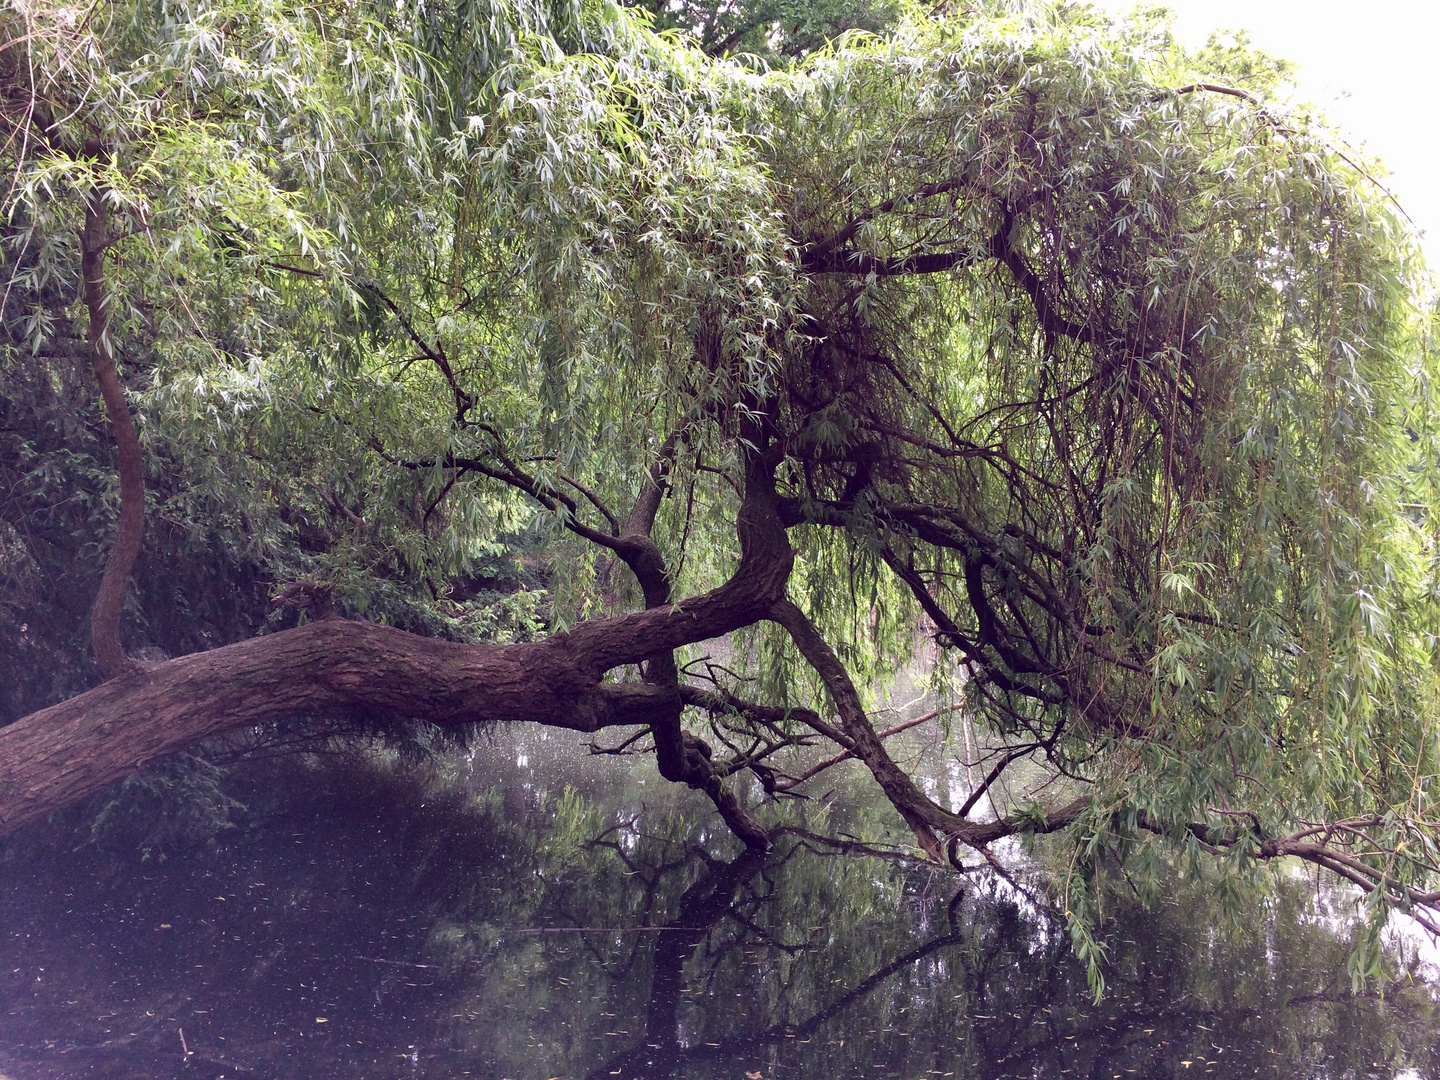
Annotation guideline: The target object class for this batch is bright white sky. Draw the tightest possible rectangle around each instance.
[1086,0,1440,261]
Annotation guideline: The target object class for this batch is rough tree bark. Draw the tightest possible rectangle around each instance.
[0,461,797,838]
[0,416,1075,853]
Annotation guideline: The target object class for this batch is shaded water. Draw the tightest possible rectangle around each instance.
[1,729,1437,1079]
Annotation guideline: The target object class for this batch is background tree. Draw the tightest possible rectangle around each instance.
[2,0,1438,985]
[635,0,902,59]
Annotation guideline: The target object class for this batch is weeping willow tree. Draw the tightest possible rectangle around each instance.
[2,0,1437,983]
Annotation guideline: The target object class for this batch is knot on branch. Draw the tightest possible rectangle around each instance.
[681,730,713,770]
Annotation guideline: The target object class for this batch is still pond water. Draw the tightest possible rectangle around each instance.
[1,727,1437,1079]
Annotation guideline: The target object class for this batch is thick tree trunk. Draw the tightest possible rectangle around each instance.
[0,621,583,834]
[0,475,795,836]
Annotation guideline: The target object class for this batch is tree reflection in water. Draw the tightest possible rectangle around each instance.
[566,836,1438,1080]
[0,747,1436,1079]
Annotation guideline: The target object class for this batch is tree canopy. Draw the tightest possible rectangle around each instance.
[2,0,1438,987]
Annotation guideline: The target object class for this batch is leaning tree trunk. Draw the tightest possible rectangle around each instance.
[0,478,798,837]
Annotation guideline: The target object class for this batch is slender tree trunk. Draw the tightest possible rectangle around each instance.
[80,161,145,680]
[613,448,772,849]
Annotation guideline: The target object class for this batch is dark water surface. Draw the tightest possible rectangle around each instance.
[1,737,1437,1080]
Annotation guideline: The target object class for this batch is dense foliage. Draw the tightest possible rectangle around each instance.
[635,0,901,59]
[2,0,1438,987]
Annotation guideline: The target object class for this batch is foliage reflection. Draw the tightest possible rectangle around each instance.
[0,744,1435,1079]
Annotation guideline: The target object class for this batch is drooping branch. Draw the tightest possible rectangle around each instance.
[1138,814,1440,936]
[768,598,950,858]
[983,204,1098,347]
[778,710,941,790]
[678,683,850,749]
[359,279,772,844]
[464,422,769,844]
[559,473,620,534]
[765,598,1089,859]
[800,175,1100,348]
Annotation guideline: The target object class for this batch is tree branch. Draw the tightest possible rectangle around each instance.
[355,279,474,422]
[804,176,970,259]
[800,247,980,277]
[0,457,798,837]
[768,597,959,858]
